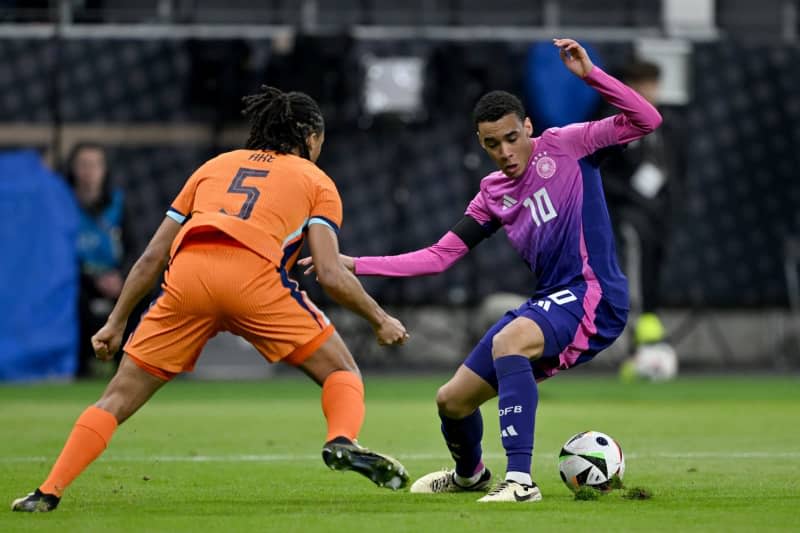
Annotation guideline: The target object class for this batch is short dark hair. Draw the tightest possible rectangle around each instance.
[241,86,325,160]
[621,61,661,84]
[472,90,526,127]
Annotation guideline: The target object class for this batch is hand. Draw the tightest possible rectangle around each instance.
[373,315,410,346]
[298,254,355,276]
[94,271,124,299]
[553,38,594,78]
[91,320,126,361]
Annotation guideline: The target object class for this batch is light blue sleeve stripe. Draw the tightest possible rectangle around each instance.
[308,217,337,233]
[281,218,309,248]
[166,210,186,224]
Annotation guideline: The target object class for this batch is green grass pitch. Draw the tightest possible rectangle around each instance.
[1,374,798,532]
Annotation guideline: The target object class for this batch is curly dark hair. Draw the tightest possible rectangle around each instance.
[472,90,526,127]
[241,86,325,160]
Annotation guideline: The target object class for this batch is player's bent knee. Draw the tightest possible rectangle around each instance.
[435,385,474,419]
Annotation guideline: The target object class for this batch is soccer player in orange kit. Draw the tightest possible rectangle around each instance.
[12,86,410,512]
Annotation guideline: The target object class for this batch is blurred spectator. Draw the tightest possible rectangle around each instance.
[65,143,127,377]
[600,60,686,348]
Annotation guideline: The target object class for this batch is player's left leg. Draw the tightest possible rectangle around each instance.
[478,294,627,503]
[221,250,407,490]
[13,237,226,512]
[12,356,169,512]
[476,315,546,503]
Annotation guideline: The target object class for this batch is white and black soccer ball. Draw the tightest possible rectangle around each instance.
[558,430,625,492]
[634,342,679,382]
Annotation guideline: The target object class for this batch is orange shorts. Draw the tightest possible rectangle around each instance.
[124,232,334,380]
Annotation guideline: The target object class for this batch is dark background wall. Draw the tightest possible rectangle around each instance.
[1,36,798,308]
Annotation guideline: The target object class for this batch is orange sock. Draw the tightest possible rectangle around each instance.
[39,406,118,497]
[321,370,365,442]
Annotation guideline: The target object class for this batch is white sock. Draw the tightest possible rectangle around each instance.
[505,471,532,486]
[454,467,484,487]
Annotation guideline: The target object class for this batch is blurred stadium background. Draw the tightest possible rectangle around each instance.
[1,0,799,381]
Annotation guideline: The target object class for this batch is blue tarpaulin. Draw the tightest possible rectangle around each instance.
[0,150,80,381]
[524,41,603,130]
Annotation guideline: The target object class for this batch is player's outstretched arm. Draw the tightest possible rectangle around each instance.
[300,218,481,279]
[299,232,468,278]
[307,224,409,345]
[354,214,493,276]
[551,38,662,154]
[92,217,181,360]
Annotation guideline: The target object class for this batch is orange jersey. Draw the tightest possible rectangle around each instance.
[167,149,342,268]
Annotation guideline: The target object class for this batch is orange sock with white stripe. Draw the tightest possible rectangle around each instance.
[321,370,365,442]
[39,406,118,497]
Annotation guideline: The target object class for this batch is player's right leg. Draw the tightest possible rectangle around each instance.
[410,325,502,494]
[12,356,169,512]
[295,331,409,490]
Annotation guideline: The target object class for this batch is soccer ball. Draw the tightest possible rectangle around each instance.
[558,430,625,492]
[634,342,678,381]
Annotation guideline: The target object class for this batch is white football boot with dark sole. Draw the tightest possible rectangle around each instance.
[410,468,492,493]
[477,480,542,503]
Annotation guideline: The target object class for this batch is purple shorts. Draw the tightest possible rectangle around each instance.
[464,290,627,389]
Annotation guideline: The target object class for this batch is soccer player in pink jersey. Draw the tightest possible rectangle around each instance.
[302,38,662,502]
